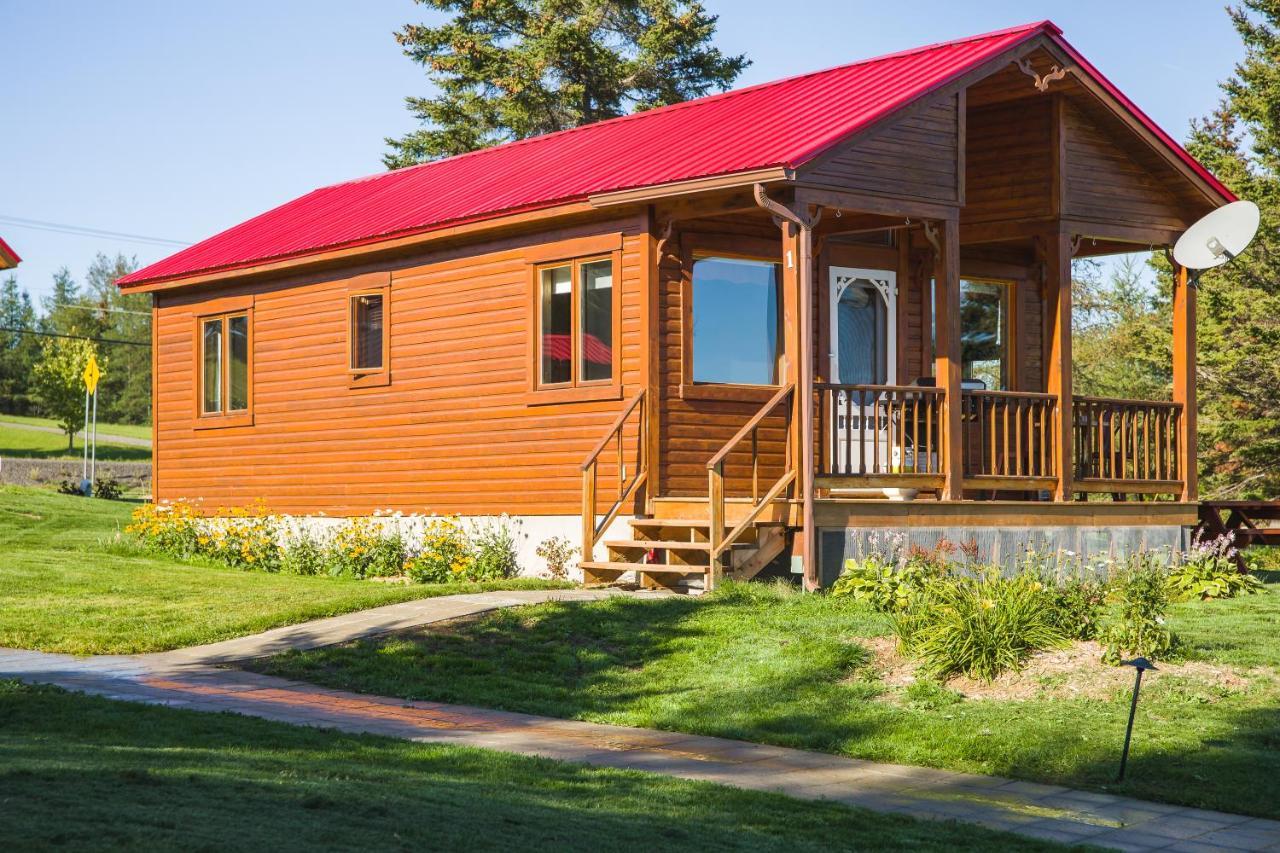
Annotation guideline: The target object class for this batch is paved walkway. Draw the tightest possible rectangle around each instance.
[3,590,1279,852]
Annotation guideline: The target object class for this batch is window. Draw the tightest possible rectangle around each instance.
[929,277,1013,390]
[835,279,889,386]
[350,291,386,372]
[691,257,781,386]
[199,311,251,421]
[536,256,614,388]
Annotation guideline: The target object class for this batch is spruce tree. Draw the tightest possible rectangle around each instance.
[385,0,748,167]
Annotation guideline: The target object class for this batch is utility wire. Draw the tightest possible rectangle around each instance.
[49,301,152,318]
[0,215,192,248]
[0,326,150,348]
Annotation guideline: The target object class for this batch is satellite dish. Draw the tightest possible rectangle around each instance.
[1173,200,1260,271]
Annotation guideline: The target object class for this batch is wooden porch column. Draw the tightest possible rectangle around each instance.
[933,218,964,500]
[1172,262,1198,502]
[1043,229,1074,500]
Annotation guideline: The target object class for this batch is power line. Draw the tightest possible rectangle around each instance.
[0,326,150,348]
[50,301,152,318]
[0,215,192,248]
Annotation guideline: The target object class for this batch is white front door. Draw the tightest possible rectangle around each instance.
[829,267,896,386]
[829,267,897,474]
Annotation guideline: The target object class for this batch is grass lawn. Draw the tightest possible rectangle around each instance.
[0,486,570,655]
[252,581,1280,820]
[0,420,150,462]
[0,682,1070,852]
[0,412,152,441]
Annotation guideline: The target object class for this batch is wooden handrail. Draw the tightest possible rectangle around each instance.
[706,383,795,589]
[706,384,795,471]
[1071,396,1184,494]
[816,384,946,479]
[960,389,1058,481]
[581,389,648,563]
[1074,394,1181,411]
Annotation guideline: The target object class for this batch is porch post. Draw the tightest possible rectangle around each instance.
[1043,228,1074,500]
[1172,262,1197,502]
[781,217,820,588]
[933,218,964,500]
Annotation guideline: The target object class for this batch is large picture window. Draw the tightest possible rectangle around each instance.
[536,256,614,389]
[199,311,251,420]
[929,277,1013,390]
[691,257,781,386]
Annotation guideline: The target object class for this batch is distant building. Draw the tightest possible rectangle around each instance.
[0,236,19,269]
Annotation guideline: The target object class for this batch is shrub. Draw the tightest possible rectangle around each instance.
[831,535,951,612]
[1045,577,1108,641]
[126,499,203,559]
[535,536,578,580]
[201,501,284,572]
[470,515,521,580]
[1103,553,1173,664]
[1168,534,1263,601]
[93,476,124,500]
[404,516,473,583]
[56,478,84,496]
[893,568,1067,682]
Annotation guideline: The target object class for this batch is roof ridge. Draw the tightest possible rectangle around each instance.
[328,20,1056,190]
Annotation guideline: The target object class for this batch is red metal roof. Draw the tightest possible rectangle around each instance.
[0,236,20,269]
[120,20,1233,288]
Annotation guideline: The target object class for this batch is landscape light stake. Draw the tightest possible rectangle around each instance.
[1117,657,1156,782]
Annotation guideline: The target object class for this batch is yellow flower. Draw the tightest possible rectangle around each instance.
[980,598,996,610]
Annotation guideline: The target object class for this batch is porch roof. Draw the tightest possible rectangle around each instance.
[119,20,1233,289]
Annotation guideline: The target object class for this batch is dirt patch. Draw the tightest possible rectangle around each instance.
[859,637,1260,702]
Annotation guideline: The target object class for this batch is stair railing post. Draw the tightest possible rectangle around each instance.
[707,461,725,591]
[582,462,597,564]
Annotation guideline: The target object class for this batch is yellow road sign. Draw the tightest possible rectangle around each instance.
[83,354,102,394]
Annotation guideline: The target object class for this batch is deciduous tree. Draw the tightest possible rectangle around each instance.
[31,336,102,450]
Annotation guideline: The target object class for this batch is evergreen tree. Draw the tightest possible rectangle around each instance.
[0,276,41,414]
[1073,257,1170,402]
[385,0,748,167]
[1183,1,1280,498]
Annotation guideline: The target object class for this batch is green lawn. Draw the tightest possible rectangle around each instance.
[0,682,1070,852]
[0,421,150,462]
[0,413,153,440]
[252,581,1280,820]
[0,486,570,655]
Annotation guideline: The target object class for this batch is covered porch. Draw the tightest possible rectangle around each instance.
[579,33,1227,588]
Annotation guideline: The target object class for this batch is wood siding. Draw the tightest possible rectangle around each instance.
[963,98,1054,224]
[1061,99,1192,230]
[153,214,648,516]
[801,95,962,204]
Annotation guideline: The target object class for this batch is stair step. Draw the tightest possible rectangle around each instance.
[580,561,710,575]
[630,518,788,529]
[603,539,712,551]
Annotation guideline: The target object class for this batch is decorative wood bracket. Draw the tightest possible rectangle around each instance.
[1070,234,1083,257]
[655,219,675,261]
[921,220,942,255]
[1015,57,1069,93]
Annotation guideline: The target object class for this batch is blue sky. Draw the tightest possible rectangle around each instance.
[1,1,1243,301]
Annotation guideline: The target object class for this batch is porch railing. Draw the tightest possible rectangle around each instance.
[961,390,1058,491]
[580,389,648,561]
[814,383,946,490]
[707,383,795,586]
[1072,396,1183,495]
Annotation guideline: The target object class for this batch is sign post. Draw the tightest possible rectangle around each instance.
[81,355,102,497]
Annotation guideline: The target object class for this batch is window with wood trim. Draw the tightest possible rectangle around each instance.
[350,291,386,372]
[199,311,251,418]
[535,256,614,389]
[691,256,782,386]
[929,277,1014,390]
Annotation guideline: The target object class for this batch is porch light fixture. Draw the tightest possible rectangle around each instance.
[1116,656,1156,782]
[1172,200,1261,286]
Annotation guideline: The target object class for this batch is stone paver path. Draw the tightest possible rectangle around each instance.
[3,589,1278,852]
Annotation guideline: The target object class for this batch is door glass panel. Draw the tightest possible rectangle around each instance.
[959,280,1008,390]
[836,280,887,385]
[201,318,222,414]
[579,259,612,382]
[228,314,249,411]
[692,258,780,385]
[540,265,572,385]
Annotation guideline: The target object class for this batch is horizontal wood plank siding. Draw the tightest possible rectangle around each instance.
[1061,99,1191,230]
[802,95,961,204]
[963,98,1053,224]
[154,215,647,516]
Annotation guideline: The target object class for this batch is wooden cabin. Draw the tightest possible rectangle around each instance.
[0,237,20,270]
[119,21,1233,589]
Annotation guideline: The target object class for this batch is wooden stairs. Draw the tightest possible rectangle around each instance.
[580,500,792,592]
